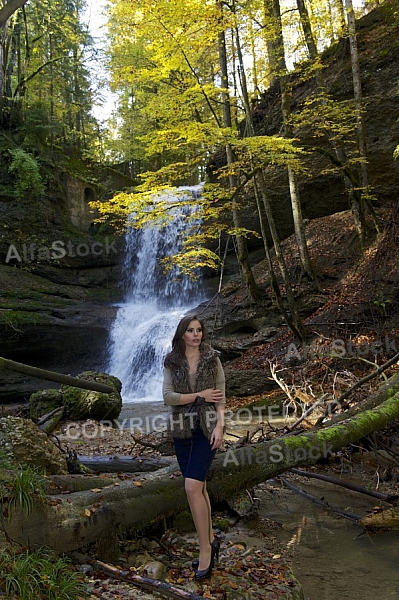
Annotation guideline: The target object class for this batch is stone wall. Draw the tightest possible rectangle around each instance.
[65,176,96,232]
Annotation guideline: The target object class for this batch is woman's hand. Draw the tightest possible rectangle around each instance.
[210,422,224,450]
[200,388,223,403]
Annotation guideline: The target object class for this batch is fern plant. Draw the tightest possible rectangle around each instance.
[8,148,45,200]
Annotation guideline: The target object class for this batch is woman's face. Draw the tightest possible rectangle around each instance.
[182,319,203,350]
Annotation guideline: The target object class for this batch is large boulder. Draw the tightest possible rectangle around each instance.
[0,416,68,474]
[61,371,122,421]
[29,389,63,421]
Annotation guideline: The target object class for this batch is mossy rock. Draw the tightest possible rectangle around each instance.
[29,389,63,421]
[0,416,68,474]
[61,371,122,421]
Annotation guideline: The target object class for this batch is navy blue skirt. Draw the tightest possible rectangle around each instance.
[173,424,216,482]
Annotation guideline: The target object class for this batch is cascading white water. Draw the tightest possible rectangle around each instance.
[106,185,206,403]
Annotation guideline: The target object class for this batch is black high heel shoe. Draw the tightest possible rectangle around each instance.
[193,539,220,580]
[192,538,220,570]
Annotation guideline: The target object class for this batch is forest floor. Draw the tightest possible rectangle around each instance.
[56,415,305,600]
[57,393,399,600]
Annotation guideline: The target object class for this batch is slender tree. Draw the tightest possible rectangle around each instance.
[344,0,377,233]
[232,0,306,340]
[294,0,377,246]
[217,0,262,304]
[265,0,319,289]
[0,0,28,26]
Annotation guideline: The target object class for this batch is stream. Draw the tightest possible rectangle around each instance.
[225,415,399,599]
[258,476,399,599]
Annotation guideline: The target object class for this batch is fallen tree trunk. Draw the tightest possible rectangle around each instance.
[77,455,174,473]
[50,474,132,492]
[0,357,114,393]
[5,390,399,553]
[38,407,65,434]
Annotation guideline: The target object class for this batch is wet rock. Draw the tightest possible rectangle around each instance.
[132,552,153,568]
[228,491,259,517]
[79,564,94,575]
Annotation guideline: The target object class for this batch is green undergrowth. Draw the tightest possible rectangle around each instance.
[0,461,47,521]
[0,547,87,599]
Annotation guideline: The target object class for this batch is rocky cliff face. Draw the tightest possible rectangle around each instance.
[0,265,119,402]
[210,2,399,257]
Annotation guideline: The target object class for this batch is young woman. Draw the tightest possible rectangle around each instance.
[163,314,225,580]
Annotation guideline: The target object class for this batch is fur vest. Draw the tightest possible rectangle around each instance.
[166,343,219,439]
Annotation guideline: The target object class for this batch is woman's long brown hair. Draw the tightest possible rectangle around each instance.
[164,314,206,367]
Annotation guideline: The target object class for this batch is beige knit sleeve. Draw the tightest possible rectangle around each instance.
[162,367,182,406]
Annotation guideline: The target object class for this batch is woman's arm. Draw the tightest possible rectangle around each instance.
[163,368,198,406]
[210,401,225,450]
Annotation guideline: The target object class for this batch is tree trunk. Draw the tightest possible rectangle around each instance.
[257,170,308,341]
[360,507,399,530]
[5,390,399,553]
[217,2,261,305]
[76,454,174,473]
[344,0,379,238]
[232,8,305,339]
[0,0,27,26]
[295,0,371,246]
[0,357,115,393]
[344,0,368,193]
[268,0,319,289]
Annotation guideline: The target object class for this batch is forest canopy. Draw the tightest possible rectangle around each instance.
[1,0,396,292]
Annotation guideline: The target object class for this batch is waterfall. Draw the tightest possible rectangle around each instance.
[106,185,206,403]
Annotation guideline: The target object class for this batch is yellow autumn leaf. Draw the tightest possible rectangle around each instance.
[91,488,103,493]
[81,508,91,517]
